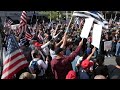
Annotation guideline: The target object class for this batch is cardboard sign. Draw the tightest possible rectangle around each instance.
[104,41,112,51]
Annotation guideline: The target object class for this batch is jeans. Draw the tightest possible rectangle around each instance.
[111,42,116,56]
[94,49,98,58]
[115,42,120,56]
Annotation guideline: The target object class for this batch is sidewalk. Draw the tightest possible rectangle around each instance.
[104,56,116,65]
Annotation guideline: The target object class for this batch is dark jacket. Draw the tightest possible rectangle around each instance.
[51,46,81,79]
[107,65,120,79]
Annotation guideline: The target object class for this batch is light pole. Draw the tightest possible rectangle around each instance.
[50,11,52,22]
[66,11,68,20]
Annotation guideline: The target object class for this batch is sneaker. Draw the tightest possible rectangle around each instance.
[105,56,107,58]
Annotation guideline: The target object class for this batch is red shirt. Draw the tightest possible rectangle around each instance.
[51,46,81,79]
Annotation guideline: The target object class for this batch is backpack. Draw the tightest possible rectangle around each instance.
[29,61,41,75]
[78,67,90,79]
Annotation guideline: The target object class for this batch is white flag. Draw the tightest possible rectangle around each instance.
[91,24,102,49]
[80,18,94,38]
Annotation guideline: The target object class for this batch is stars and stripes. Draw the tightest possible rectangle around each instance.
[25,26,33,40]
[20,11,27,26]
[17,11,27,35]
[1,34,28,79]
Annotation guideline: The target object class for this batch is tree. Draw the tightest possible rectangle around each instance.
[39,11,63,21]
[48,11,59,20]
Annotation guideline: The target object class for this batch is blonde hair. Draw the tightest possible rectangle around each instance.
[94,75,106,79]
[19,72,36,79]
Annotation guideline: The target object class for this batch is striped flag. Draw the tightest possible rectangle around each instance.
[25,26,33,40]
[17,11,27,35]
[20,11,27,25]
[1,34,28,79]
[73,11,108,29]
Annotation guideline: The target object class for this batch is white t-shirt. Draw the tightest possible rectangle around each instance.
[76,56,83,65]
[50,49,56,59]
[43,46,50,56]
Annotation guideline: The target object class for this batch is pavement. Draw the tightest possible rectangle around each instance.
[104,56,116,65]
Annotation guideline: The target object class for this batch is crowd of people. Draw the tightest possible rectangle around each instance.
[1,18,120,79]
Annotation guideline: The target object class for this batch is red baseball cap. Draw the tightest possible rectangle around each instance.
[81,59,94,69]
[66,70,77,79]
[34,42,42,47]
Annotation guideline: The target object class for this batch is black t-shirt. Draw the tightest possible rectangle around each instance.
[93,64,108,77]
[107,65,120,79]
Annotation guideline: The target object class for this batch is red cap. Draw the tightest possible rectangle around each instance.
[81,59,94,69]
[66,70,77,79]
[34,42,42,47]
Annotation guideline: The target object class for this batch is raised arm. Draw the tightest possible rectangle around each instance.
[41,41,50,49]
[86,47,96,60]
[64,39,83,62]
[60,33,67,48]
[56,39,63,47]
[53,24,60,36]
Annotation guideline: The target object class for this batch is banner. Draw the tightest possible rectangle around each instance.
[104,41,112,51]
[80,18,94,38]
[91,24,102,49]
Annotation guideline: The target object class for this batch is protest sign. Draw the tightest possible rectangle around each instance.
[80,18,94,38]
[104,41,112,51]
[91,24,102,49]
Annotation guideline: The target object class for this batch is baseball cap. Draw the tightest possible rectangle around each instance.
[81,59,94,69]
[66,70,77,79]
[34,42,42,47]
[55,47,63,55]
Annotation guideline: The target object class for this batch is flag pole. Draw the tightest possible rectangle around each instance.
[65,12,73,35]
[0,24,3,78]
[66,11,68,20]
[30,11,35,26]
[50,11,52,22]
[114,11,117,21]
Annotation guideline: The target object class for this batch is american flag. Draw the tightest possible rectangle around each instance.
[25,26,33,40]
[73,11,108,29]
[20,11,27,25]
[4,18,13,28]
[1,34,28,79]
[17,11,27,35]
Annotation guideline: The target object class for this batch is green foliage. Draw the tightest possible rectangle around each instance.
[48,11,58,20]
[38,11,64,20]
